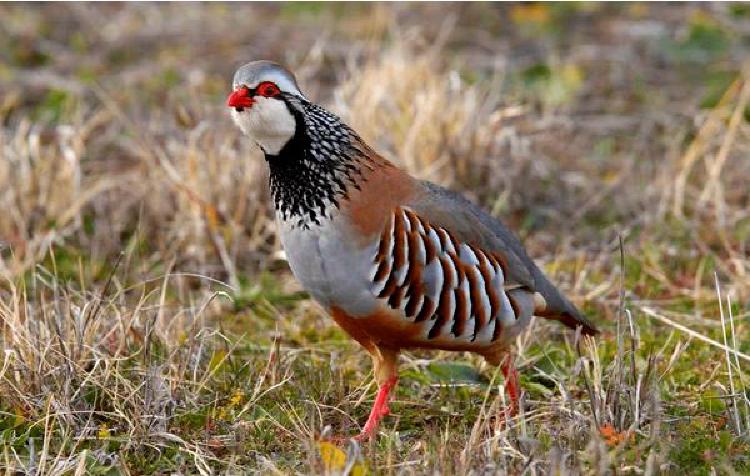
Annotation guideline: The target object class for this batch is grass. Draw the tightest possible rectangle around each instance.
[1,3,750,474]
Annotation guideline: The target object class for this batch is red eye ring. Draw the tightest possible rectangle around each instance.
[256,81,281,97]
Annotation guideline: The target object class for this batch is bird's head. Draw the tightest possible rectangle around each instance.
[227,60,305,155]
[227,61,374,226]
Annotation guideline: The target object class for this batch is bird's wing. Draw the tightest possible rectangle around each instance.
[401,180,598,335]
[369,205,533,346]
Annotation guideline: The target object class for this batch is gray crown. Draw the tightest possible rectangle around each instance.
[232,60,304,97]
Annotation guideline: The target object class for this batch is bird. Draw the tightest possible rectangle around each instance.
[226,60,598,440]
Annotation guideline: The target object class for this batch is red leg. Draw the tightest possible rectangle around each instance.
[500,354,520,417]
[353,347,399,440]
[355,375,398,440]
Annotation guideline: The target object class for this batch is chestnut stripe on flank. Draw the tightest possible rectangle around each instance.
[392,211,407,271]
[404,289,423,317]
[405,262,423,297]
[476,250,500,321]
[454,261,472,334]
[422,226,438,263]
[435,227,449,252]
[401,233,424,316]
[465,267,486,339]
[445,229,460,255]
[415,295,436,322]
[373,251,392,283]
[451,287,468,337]
[492,311,504,341]
[373,219,392,276]
[492,291,520,341]
[387,283,408,309]
[508,292,522,321]
[428,270,455,339]
[374,214,393,264]
[447,251,466,289]
[404,208,422,233]
[439,255,456,289]
[487,287,501,328]
[377,269,400,298]
[407,230,423,265]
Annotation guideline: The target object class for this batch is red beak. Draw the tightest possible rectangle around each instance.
[227,87,253,110]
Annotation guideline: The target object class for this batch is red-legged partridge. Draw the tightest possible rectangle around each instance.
[227,61,598,440]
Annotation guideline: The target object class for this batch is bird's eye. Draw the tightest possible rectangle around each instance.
[257,82,281,97]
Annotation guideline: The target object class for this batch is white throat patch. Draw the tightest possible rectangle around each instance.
[231,96,296,155]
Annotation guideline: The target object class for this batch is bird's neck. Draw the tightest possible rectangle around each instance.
[266,101,368,229]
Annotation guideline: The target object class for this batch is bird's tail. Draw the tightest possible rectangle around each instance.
[532,270,598,335]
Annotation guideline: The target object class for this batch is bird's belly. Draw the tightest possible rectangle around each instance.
[329,304,515,354]
[277,215,381,317]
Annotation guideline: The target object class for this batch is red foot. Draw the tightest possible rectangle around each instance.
[500,354,520,418]
[355,375,398,440]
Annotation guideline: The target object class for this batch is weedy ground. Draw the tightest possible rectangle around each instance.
[1,3,749,475]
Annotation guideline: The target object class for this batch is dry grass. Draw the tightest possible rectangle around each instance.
[1,3,749,474]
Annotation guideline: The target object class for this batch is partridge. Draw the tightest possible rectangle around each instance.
[227,61,598,440]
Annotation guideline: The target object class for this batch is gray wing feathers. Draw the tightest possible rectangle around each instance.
[410,182,535,289]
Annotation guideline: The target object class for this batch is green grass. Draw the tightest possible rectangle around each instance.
[3,260,748,473]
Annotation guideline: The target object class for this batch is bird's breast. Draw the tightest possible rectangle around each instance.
[277,210,383,317]
[276,156,417,318]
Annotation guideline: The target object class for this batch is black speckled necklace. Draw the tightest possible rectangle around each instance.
[266,96,369,229]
